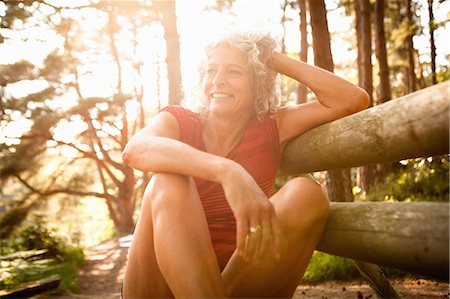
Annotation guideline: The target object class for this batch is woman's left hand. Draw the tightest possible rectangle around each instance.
[220,161,282,263]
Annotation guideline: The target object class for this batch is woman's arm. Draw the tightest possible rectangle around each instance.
[122,111,234,182]
[270,52,370,145]
[122,112,281,262]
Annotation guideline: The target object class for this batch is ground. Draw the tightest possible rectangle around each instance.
[50,237,449,299]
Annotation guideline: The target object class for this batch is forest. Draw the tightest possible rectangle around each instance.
[0,0,448,297]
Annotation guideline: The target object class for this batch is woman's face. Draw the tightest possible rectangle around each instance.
[202,44,255,118]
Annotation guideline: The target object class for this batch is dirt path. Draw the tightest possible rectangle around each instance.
[55,238,449,298]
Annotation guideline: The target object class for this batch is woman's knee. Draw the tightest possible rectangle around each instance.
[144,173,197,213]
[276,176,329,229]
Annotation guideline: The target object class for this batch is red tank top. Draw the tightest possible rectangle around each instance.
[160,105,281,270]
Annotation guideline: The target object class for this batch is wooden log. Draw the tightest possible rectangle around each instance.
[0,249,48,261]
[317,202,449,280]
[281,81,449,175]
[0,275,61,298]
[352,261,399,298]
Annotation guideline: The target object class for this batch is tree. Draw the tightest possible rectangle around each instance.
[355,0,377,192]
[154,1,182,105]
[427,0,437,85]
[297,0,309,104]
[405,0,418,92]
[374,0,392,105]
[366,0,394,189]
[355,0,373,105]
[309,0,353,203]
[0,0,183,235]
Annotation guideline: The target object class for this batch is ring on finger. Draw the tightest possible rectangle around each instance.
[249,225,262,234]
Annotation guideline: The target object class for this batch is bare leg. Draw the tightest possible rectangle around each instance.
[123,173,227,299]
[122,176,173,299]
[222,176,329,298]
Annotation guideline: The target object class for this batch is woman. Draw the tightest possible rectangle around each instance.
[121,31,369,298]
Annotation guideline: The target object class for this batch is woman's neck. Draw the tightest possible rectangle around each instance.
[202,112,253,156]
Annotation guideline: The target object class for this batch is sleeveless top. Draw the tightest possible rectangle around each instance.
[160,105,281,270]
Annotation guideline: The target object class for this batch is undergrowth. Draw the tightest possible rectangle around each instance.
[0,218,84,293]
[301,251,407,284]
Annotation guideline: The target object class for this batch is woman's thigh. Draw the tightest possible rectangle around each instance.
[122,173,196,299]
[123,173,227,298]
[222,176,330,298]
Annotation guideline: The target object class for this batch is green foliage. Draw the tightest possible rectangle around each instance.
[301,251,360,283]
[436,65,449,82]
[0,218,84,293]
[12,218,83,261]
[359,156,449,202]
[301,251,407,284]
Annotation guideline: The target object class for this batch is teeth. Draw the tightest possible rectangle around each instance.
[211,92,231,98]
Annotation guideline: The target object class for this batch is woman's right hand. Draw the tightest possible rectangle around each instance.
[220,161,282,263]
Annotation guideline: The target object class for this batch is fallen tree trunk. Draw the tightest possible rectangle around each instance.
[281,81,449,175]
[317,202,449,280]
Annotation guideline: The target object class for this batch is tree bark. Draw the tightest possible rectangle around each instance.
[281,0,289,54]
[156,1,182,105]
[355,0,373,106]
[406,0,417,92]
[374,0,391,105]
[309,0,333,72]
[280,82,450,174]
[428,0,437,84]
[297,0,308,104]
[318,202,449,281]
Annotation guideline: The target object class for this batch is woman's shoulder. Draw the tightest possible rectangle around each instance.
[160,105,202,122]
[160,105,198,117]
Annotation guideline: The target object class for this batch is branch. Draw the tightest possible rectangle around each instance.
[94,155,120,224]
[15,174,116,202]
[85,116,124,172]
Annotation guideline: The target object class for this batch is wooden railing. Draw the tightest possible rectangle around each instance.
[280,81,450,280]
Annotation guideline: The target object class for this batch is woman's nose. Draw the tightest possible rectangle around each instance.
[212,70,226,86]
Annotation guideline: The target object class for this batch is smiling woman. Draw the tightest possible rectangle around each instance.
[120,29,368,298]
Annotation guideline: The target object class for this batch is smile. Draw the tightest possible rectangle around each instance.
[210,92,233,99]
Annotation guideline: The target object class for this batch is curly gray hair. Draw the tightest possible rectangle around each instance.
[197,31,281,119]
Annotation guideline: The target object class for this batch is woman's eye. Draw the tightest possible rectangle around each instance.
[206,69,216,76]
[228,69,241,76]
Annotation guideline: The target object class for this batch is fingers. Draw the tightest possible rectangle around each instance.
[240,204,281,263]
[255,216,271,260]
[270,210,282,260]
[236,218,248,258]
[245,223,261,262]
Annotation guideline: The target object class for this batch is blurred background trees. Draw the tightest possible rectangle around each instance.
[1,0,182,238]
[0,0,448,250]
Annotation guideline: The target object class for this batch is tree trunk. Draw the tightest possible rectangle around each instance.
[428,0,437,85]
[309,0,352,203]
[355,0,373,106]
[375,0,391,105]
[117,174,136,235]
[326,169,353,202]
[297,0,308,104]
[360,0,393,191]
[355,0,378,192]
[406,0,417,93]
[281,0,289,54]
[156,1,182,105]
[309,0,333,71]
